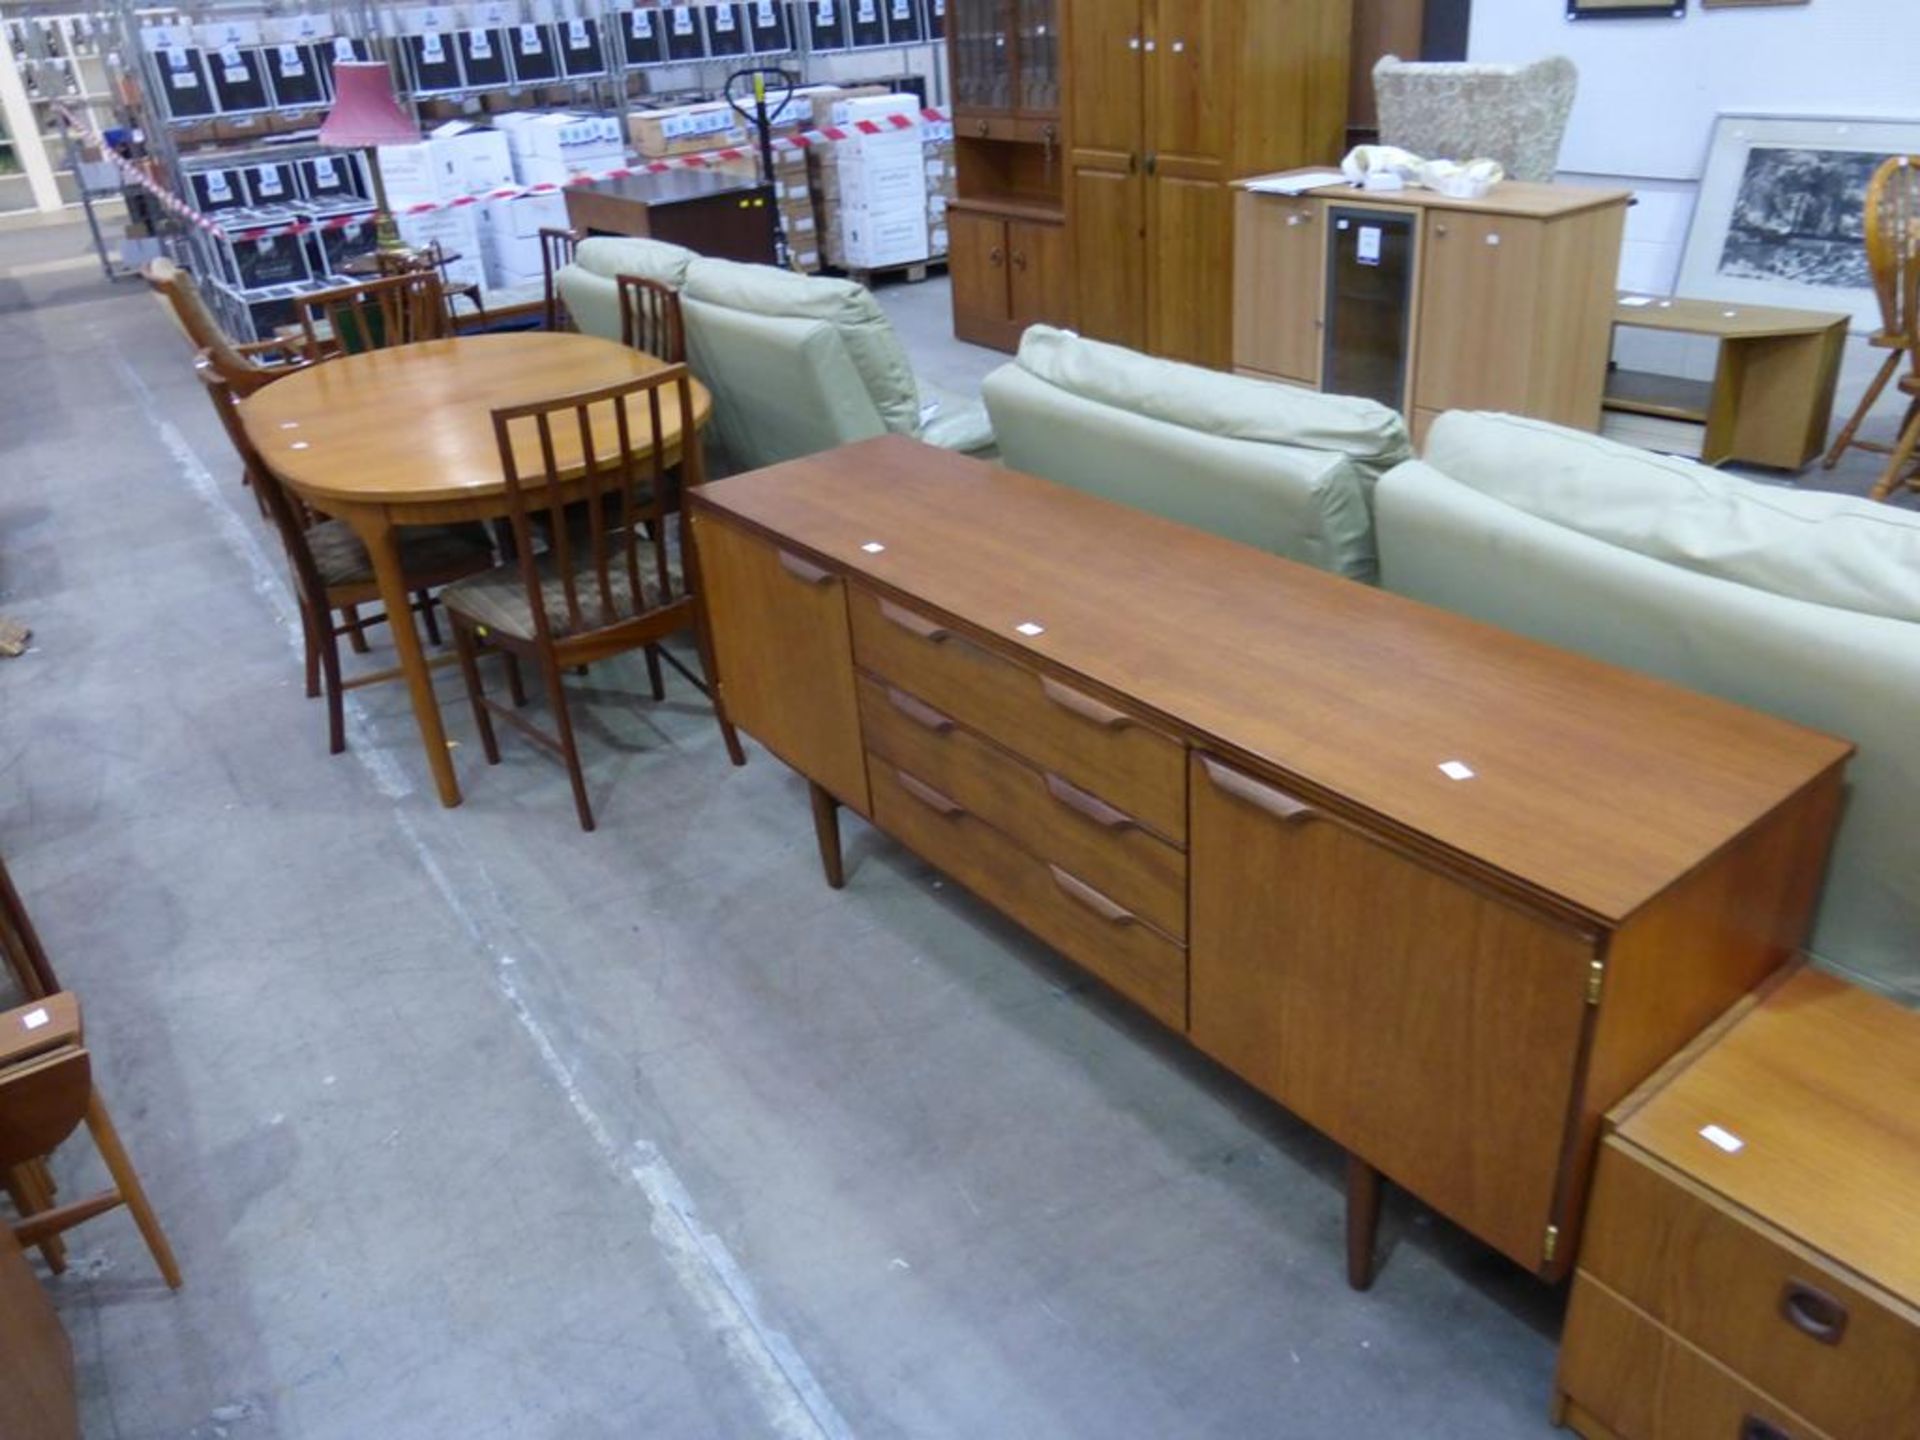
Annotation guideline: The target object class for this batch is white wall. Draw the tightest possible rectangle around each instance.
[1469,0,1917,295]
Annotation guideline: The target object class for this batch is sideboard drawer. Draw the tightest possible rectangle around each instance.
[1561,1275,1833,1440]
[1581,1141,1920,1439]
[849,587,1187,842]
[871,759,1188,1030]
[858,673,1187,939]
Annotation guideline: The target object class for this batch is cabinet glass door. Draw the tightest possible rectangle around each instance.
[950,0,1011,113]
[1016,0,1059,115]
[1323,206,1416,411]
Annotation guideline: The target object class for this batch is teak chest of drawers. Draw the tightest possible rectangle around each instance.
[688,435,1850,1286]
[1557,967,1920,1440]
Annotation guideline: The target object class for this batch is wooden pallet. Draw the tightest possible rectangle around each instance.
[838,257,949,289]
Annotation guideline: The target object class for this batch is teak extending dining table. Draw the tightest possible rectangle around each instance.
[240,331,711,807]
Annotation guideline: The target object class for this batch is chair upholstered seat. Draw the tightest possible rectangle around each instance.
[442,548,683,642]
[305,519,495,589]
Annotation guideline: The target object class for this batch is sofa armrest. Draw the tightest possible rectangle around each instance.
[917,398,997,457]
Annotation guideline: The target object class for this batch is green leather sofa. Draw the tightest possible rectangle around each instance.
[981,326,1410,582]
[1376,411,1920,1003]
[556,237,994,473]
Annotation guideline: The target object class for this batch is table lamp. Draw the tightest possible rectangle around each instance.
[318,60,419,253]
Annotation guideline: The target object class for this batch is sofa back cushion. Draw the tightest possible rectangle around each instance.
[1376,458,1920,1003]
[983,363,1377,580]
[1014,325,1411,488]
[681,297,887,472]
[1425,411,1920,624]
[684,258,921,435]
[574,235,697,290]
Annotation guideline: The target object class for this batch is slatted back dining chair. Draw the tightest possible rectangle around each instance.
[375,240,485,325]
[0,992,181,1289]
[145,257,306,396]
[540,226,583,331]
[1825,156,1920,470]
[617,273,686,362]
[297,271,450,358]
[442,365,741,830]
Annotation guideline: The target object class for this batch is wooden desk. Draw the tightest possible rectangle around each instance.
[1559,967,1920,1440]
[1606,294,1850,471]
[564,170,777,264]
[241,333,711,808]
[690,435,1849,1286]
[0,1225,76,1440]
[1233,173,1630,444]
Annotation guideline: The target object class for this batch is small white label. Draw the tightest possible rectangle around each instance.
[632,9,654,38]
[568,19,589,47]
[220,42,242,64]
[421,31,445,61]
[756,1,776,23]
[861,541,886,553]
[1015,621,1045,637]
[673,5,694,33]
[469,29,492,57]
[206,170,233,199]
[21,1008,49,1031]
[714,6,736,31]
[1700,1124,1744,1154]
[334,36,356,60]
[1356,225,1382,266]
[278,44,304,74]
[1438,760,1475,781]
[857,0,877,20]
[817,0,836,23]
[519,23,543,53]
[255,167,283,196]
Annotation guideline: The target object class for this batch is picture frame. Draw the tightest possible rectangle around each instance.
[1701,0,1807,8]
[1678,113,1920,329]
[1566,0,1685,19]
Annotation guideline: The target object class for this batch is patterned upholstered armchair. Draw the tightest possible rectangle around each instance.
[1372,55,1578,184]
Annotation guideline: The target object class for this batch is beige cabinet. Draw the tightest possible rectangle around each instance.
[1232,195,1323,385]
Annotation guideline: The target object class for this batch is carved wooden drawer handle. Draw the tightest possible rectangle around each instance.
[1779,1279,1848,1345]
[878,598,952,643]
[886,687,954,734]
[777,550,831,586]
[1049,865,1136,926]
[1740,1417,1794,1440]
[1201,756,1316,823]
[896,769,964,818]
[1043,772,1135,831]
[1039,675,1132,729]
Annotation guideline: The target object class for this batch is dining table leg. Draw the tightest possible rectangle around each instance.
[355,509,463,807]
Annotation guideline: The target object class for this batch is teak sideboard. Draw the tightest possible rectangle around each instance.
[689,436,1850,1286]
[1234,174,1630,446]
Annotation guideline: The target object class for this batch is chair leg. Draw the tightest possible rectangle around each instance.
[341,604,372,655]
[1870,402,1920,502]
[320,608,347,756]
[503,653,528,708]
[84,1094,182,1290]
[540,653,595,832]
[1823,349,1903,469]
[418,590,444,647]
[299,600,321,700]
[4,1163,68,1273]
[453,624,501,767]
[644,645,666,702]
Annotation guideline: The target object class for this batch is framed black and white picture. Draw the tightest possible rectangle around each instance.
[1678,113,1920,328]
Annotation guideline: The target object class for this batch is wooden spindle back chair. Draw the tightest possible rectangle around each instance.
[617,273,686,362]
[1826,156,1920,472]
[540,226,583,331]
[0,993,181,1289]
[443,365,741,829]
[145,257,306,396]
[297,271,451,358]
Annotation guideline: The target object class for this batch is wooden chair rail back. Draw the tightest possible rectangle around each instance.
[540,226,584,332]
[298,271,451,357]
[616,273,686,363]
[489,365,700,643]
[0,854,58,1001]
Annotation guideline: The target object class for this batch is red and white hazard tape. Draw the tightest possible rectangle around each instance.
[123,106,949,244]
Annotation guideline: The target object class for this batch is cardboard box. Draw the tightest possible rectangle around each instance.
[478,189,570,286]
[378,121,517,208]
[808,85,891,130]
[627,101,747,159]
[394,205,487,295]
[840,208,930,269]
[495,111,626,186]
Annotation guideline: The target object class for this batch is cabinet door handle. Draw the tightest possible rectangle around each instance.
[990,245,1005,267]
[896,769,965,818]
[1011,250,1028,270]
[1779,1280,1849,1345]
[886,686,954,734]
[777,550,832,586]
[1434,223,1449,237]
[1044,772,1136,831]
[1039,675,1133,730]
[1145,152,1158,176]
[1049,865,1136,926]
[1127,35,1140,50]
[976,119,990,137]
[878,598,952,643]
[1739,1418,1794,1440]
[1201,756,1317,823]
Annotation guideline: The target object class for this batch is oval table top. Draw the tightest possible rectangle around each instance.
[239,331,712,512]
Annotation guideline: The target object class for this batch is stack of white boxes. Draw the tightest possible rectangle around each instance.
[831,93,930,272]
[480,113,626,294]
[377,121,516,299]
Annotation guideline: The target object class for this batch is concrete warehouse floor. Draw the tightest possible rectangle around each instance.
[0,221,1910,1440]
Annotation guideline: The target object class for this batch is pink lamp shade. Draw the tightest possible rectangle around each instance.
[318,62,420,148]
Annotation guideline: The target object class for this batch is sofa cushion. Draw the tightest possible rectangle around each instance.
[683,258,921,435]
[1425,412,1920,625]
[1014,325,1411,486]
[575,236,697,290]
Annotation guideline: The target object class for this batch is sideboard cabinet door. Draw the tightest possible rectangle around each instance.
[694,515,871,815]
[1186,752,1599,1272]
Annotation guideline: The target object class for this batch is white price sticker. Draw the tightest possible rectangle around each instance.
[1357,225,1382,266]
